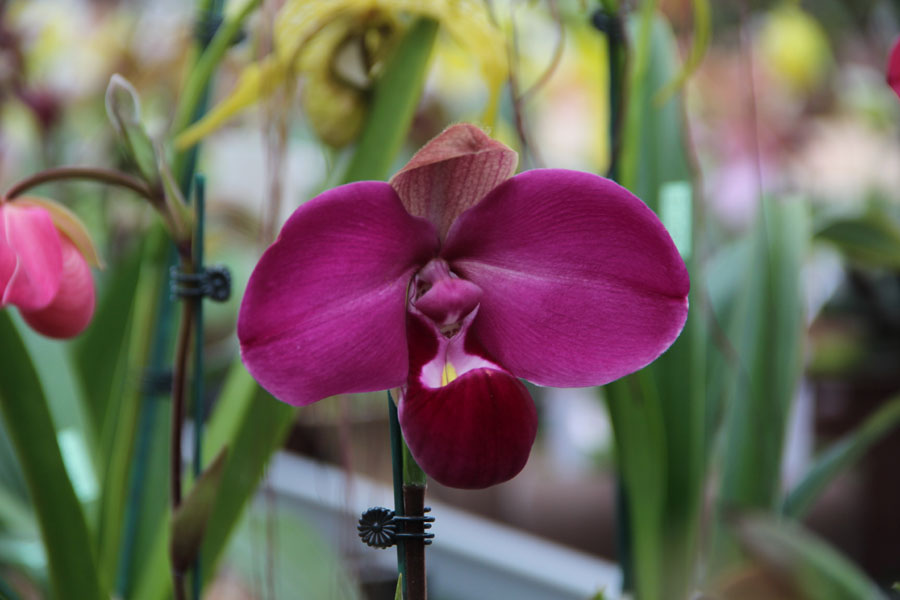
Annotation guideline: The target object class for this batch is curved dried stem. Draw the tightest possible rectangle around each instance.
[519,0,565,104]
[3,166,157,202]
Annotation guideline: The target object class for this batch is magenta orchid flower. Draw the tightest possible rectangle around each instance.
[1,198,97,338]
[889,37,900,100]
[238,124,689,489]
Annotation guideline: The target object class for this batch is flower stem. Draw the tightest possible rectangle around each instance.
[401,437,426,487]
[170,259,196,600]
[403,443,428,600]
[387,394,408,593]
[2,166,157,202]
[388,393,428,600]
[402,483,427,600]
[170,281,195,509]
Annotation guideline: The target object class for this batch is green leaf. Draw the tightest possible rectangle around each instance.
[783,395,900,518]
[653,0,710,105]
[0,311,105,600]
[604,374,667,600]
[74,238,144,458]
[815,213,900,269]
[713,197,809,568]
[130,364,295,600]
[169,448,228,571]
[199,370,295,578]
[223,505,362,600]
[94,226,171,589]
[10,315,99,509]
[340,17,439,183]
[395,574,403,600]
[719,197,808,506]
[734,514,886,600]
[0,486,36,536]
[115,380,170,597]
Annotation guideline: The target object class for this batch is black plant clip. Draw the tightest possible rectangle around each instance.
[357,506,435,549]
[140,368,173,396]
[590,8,625,44]
[170,265,232,302]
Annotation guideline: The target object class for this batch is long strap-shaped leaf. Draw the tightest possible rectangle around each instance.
[783,394,900,518]
[712,196,809,570]
[733,514,887,600]
[0,311,105,600]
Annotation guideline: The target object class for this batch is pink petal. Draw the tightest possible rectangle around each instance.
[888,37,900,100]
[20,234,95,338]
[442,169,690,388]
[390,124,518,240]
[0,203,63,311]
[17,196,103,267]
[399,312,537,489]
[238,182,439,405]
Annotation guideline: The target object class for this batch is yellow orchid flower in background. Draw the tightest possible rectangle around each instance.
[758,2,831,94]
[176,0,507,149]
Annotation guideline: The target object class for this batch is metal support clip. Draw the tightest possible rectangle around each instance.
[357,506,435,549]
[170,265,232,302]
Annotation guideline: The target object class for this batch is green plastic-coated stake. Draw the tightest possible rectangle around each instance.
[191,173,206,600]
[387,392,408,597]
[191,175,206,478]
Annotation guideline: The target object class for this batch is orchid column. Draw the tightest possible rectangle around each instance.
[237,124,690,595]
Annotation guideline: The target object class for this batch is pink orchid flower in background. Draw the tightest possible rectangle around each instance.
[1,197,97,338]
[888,37,900,100]
[238,124,689,489]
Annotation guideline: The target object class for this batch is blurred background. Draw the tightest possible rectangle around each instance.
[1,0,899,598]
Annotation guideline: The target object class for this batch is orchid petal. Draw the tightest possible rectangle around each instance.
[175,57,289,150]
[888,37,900,100]
[238,181,438,405]
[390,124,518,239]
[0,204,63,311]
[20,234,95,338]
[17,197,103,268]
[442,169,690,387]
[399,312,537,489]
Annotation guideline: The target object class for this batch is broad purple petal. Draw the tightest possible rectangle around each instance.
[889,37,900,100]
[238,182,438,405]
[21,234,95,338]
[0,204,62,311]
[399,312,537,489]
[442,169,690,388]
[390,124,518,239]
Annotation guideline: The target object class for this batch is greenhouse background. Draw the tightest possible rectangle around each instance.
[0,0,899,599]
